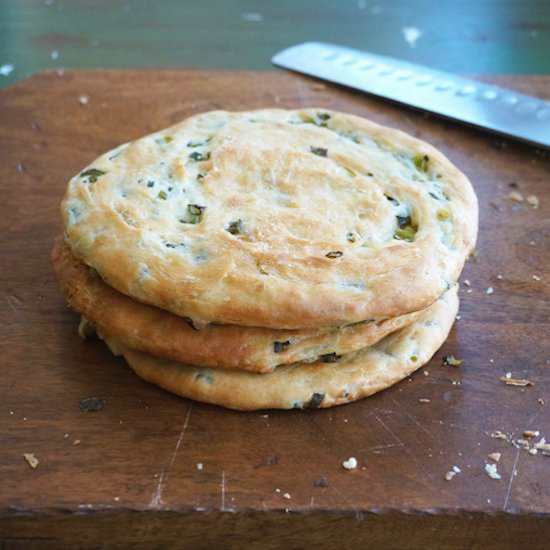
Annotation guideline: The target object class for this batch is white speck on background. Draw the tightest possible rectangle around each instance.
[51,50,59,60]
[402,27,423,47]
[0,64,14,76]
[79,95,89,105]
[241,12,263,22]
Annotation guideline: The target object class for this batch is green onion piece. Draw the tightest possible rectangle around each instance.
[157,190,168,200]
[413,154,430,172]
[189,151,211,161]
[180,203,206,224]
[163,136,174,143]
[319,353,341,363]
[273,340,291,353]
[306,392,325,409]
[80,168,106,183]
[310,146,328,157]
[396,215,412,229]
[226,219,243,235]
[437,208,450,221]
[385,195,399,206]
[394,225,417,242]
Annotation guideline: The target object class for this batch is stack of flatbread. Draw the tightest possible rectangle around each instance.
[52,109,478,410]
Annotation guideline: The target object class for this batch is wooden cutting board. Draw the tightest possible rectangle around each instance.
[1,70,549,549]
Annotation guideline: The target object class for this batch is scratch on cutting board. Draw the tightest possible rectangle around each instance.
[149,405,193,509]
[365,442,404,454]
[331,485,362,521]
[150,471,165,509]
[373,413,405,448]
[390,398,434,439]
[4,293,23,319]
[503,447,521,511]
[220,470,226,511]
[375,411,437,485]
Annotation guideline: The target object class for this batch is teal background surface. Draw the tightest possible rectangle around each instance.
[1,0,549,89]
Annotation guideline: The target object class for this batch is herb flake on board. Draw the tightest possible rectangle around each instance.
[79,397,106,412]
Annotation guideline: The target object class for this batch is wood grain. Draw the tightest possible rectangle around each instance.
[0,70,549,548]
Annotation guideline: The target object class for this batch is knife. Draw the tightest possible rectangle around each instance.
[272,42,550,149]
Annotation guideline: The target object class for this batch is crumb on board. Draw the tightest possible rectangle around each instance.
[484,463,501,480]
[283,492,291,500]
[514,439,530,450]
[500,376,533,387]
[496,274,503,280]
[507,191,524,203]
[490,430,508,441]
[534,439,550,455]
[342,457,358,470]
[78,94,89,105]
[196,463,203,471]
[538,398,545,405]
[526,195,539,209]
[463,279,471,287]
[73,439,81,446]
[23,453,39,469]
[443,355,463,367]
[418,398,431,403]
[486,286,494,295]
[488,452,501,462]
[532,274,542,281]
[445,465,461,481]
[523,430,540,439]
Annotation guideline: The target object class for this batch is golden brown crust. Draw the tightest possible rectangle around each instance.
[104,287,459,410]
[52,237,424,372]
[61,109,477,329]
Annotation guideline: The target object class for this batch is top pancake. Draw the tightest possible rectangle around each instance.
[62,109,477,329]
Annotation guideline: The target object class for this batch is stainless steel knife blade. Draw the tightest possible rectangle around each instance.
[272,42,550,149]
